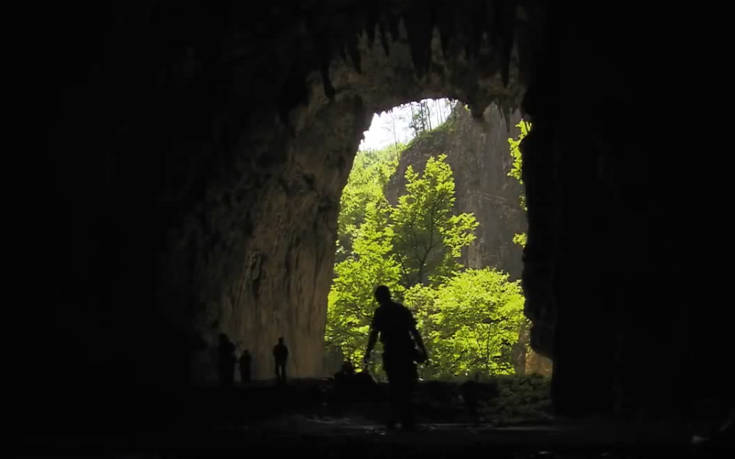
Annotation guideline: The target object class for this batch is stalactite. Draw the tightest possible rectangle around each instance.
[404,5,435,77]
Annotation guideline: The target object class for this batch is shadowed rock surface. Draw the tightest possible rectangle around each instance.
[19,380,731,458]
[18,0,733,456]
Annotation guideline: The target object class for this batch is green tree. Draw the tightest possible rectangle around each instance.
[405,268,526,379]
[391,154,478,286]
[336,145,401,262]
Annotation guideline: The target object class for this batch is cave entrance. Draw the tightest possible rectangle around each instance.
[324,98,551,390]
[170,10,556,389]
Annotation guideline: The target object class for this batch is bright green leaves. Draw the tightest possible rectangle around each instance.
[508,119,531,248]
[507,120,531,184]
[327,143,523,379]
[327,147,403,364]
[337,144,401,262]
[404,268,526,379]
[392,154,478,287]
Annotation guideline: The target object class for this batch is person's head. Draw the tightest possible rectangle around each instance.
[374,285,391,304]
[278,337,284,344]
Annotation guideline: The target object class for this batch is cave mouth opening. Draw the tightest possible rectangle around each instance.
[324,97,551,393]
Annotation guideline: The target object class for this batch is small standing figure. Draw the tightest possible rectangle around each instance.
[334,360,356,386]
[217,333,236,387]
[273,337,289,384]
[239,349,252,385]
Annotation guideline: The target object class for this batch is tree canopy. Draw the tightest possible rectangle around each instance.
[406,268,526,379]
[392,154,478,287]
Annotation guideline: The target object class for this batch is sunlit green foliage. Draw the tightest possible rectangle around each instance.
[392,155,478,287]
[512,233,527,248]
[507,120,531,188]
[507,120,531,247]
[327,133,525,379]
[406,268,526,379]
[326,199,403,365]
[336,145,401,262]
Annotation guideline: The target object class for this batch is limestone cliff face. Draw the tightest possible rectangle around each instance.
[385,103,526,279]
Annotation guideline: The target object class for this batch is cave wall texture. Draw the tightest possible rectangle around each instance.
[23,0,730,431]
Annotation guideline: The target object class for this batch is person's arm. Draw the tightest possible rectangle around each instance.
[364,326,378,364]
[410,320,428,361]
[364,310,380,365]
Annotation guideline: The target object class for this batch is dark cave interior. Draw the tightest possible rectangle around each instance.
[17,1,733,456]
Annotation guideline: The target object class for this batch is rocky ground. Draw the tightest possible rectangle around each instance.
[19,376,732,458]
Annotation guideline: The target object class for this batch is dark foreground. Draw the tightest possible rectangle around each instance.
[18,378,733,458]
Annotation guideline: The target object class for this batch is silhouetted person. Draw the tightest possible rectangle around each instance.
[239,349,252,384]
[217,333,236,387]
[334,360,379,404]
[364,285,427,431]
[336,360,355,380]
[334,360,356,387]
[273,337,288,384]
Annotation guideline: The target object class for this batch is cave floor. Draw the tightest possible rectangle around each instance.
[20,380,731,458]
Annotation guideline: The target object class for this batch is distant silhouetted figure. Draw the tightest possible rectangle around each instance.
[334,360,379,404]
[239,349,252,384]
[364,285,427,431]
[217,333,236,387]
[335,360,355,384]
[273,337,288,384]
[334,360,356,389]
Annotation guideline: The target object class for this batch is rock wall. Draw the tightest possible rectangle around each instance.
[24,0,732,433]
[519,4,730,417]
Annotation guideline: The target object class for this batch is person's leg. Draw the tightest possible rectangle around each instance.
[393,362,417,430]
[392,377,415,430]
[384,380,401,430]
[383,354,398,429]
